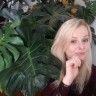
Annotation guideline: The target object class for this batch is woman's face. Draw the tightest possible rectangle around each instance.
[65,25,90,60]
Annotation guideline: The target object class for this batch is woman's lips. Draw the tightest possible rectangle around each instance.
[76,52,85,56]
[75,52,86,60]
[76,52,85,54]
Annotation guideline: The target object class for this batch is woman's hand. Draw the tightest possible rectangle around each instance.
[62,56,81,86]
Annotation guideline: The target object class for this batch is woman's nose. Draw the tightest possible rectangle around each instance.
[77,42,85,50]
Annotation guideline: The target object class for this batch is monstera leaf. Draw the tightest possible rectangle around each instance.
[0,22,23,71]
[0,15,60,96]
[0,9,24,93]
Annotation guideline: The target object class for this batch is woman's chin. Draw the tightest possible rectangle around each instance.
[78,55,86,61]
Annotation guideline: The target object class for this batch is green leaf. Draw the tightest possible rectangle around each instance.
[0,55,5,72]
[76,6,95,24]
[33,75,48,89]
[0,30,3,38]
[0,47,12,68]
[5,44,20,62]
[6,71,25,94]
[0,69,13,92]
[8,36,24,45]
[85,0,96,16]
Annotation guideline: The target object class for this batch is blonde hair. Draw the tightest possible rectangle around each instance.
[51,18,92,93]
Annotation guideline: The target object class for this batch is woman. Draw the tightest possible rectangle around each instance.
[41,18,96,96]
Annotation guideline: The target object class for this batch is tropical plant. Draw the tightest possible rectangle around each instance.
[85,0,96,16]
[0,0,69,95]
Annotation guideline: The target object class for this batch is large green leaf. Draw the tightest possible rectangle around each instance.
[6,71,25,95]
[5,44,20,62]
[0,23,22,72]
[0,47,12,69]
[8,36,24,45]
[0,55,5,72]
[0,14,61,96]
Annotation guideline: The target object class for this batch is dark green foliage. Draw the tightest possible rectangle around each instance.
[76,6,95,24]
[91,27,96,45]
[85,0,96,16]
[0,18,23,72]
[0,2,65,95]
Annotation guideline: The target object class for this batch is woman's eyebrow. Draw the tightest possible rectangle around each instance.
[83,35,89,37]
[72,35,89,38]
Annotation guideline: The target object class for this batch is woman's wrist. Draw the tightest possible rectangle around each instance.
[62,75,73,86]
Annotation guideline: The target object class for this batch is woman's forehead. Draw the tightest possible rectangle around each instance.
[71,25,89,38]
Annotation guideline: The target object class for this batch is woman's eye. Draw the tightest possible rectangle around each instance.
[71,40,77,43]
[83,38,89,42]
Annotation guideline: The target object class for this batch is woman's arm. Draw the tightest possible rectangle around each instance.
[42,56,81,96]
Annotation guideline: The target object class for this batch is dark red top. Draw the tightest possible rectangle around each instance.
[41,65,96,96]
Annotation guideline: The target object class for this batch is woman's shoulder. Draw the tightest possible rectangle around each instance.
[91,64,96,79]
[92,64,96,73]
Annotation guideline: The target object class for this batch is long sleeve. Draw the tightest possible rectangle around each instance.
[93,83,96,96]
[92,65,96,95]
[41,65,96,96]
[41,81,70,96]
